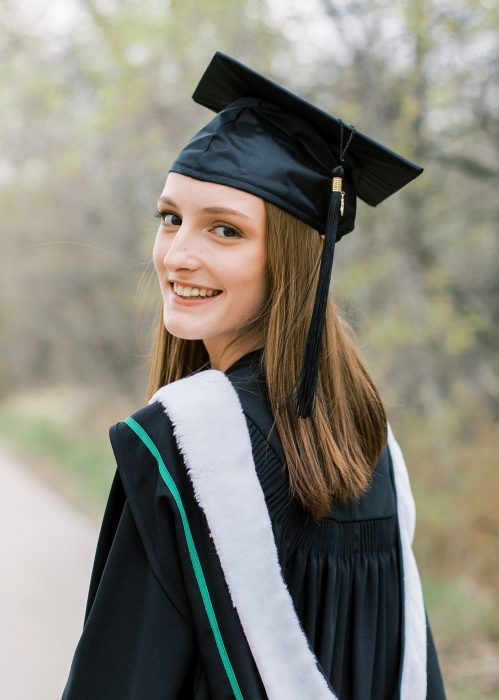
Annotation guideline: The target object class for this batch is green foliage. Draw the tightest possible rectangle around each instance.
[0,0,285,397]
[0,400,117,516]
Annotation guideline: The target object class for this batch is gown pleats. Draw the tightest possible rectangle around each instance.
[247,415,403,698]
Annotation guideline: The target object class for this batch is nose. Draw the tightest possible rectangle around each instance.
[162,223,200,272]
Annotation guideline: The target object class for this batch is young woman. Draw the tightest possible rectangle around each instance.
[62,53,446,699]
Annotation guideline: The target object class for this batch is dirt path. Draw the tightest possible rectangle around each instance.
[0,446,99,700]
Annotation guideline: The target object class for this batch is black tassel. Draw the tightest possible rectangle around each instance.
[297,165,343,418]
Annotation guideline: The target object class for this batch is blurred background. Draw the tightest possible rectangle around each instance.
[0,0,498,697]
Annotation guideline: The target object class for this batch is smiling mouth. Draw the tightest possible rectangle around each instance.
[172,282,223,298]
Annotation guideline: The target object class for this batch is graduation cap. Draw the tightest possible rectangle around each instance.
[170,52,423,418]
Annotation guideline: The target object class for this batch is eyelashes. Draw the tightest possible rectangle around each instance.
[212,224,241,239]
[154,210,242,239]
[154,210,182,226]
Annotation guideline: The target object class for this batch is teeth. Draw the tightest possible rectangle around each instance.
[173,283,220,298]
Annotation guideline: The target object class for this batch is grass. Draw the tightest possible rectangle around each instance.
[0,385,129,518]
[423,577,499,698]
[399,409,499,698]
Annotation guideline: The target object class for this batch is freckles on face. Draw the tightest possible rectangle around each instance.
[152,173,268,348]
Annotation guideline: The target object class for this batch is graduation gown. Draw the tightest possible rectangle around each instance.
[62,350,446,699]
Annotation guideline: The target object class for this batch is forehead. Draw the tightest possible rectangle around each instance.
[161,172,265,219]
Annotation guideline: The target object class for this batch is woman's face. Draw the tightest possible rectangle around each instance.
[152,172,268,369]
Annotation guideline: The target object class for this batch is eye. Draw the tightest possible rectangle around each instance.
[155,210,182,227]
[212,224,241,239]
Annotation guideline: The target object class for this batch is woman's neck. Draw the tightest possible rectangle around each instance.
[204,334,263,372]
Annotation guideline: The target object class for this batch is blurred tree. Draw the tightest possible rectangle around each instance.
[1,0,497,421]
[308,0,499,431]
[0,0,284,397]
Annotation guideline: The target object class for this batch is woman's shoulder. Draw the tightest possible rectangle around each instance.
[112,398,173,443]
[110,400,179,481]
[110,394,212,530]
[110,355,272,492]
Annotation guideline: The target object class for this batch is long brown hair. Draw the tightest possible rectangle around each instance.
[146,201,386,520]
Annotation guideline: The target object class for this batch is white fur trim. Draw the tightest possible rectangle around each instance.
[151,371,336,700]
[387,424,427,700]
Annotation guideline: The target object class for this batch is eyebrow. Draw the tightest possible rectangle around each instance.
[157,195,252,220]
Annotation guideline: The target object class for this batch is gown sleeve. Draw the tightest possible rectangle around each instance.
[61,454,198,699]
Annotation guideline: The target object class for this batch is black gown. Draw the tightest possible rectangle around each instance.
[62,350,446,699]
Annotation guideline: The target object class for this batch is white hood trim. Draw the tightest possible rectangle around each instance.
[151,370,337,700]
[387,425,427,699]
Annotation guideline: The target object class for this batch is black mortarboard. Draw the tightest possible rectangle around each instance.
[170,52,423,418]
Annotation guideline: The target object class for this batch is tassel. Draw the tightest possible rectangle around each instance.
[297,165,344,418]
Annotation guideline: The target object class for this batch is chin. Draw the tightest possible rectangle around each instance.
[162,315,205,341]
[163,323,203,341]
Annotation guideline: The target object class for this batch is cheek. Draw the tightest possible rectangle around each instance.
[235,254,268,312]
[250,245,268,298]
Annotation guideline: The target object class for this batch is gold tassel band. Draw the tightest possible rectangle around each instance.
[332,176,345,216]
[332,176,342,192]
